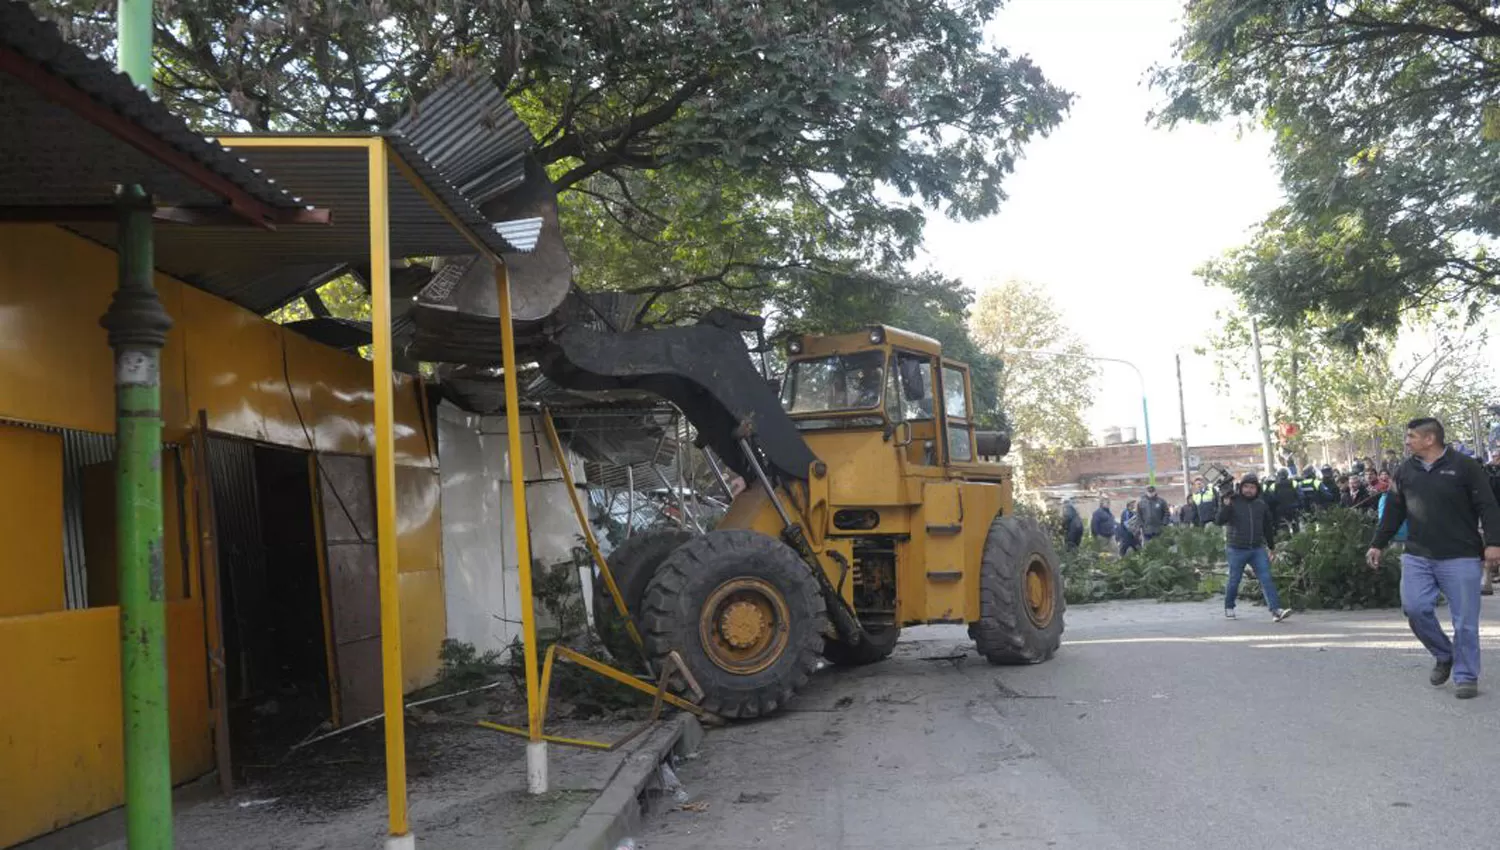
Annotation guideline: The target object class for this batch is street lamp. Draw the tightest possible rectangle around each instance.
[1007,348,1156,485]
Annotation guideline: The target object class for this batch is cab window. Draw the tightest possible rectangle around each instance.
[942,365,974,462]
[891,353,935,422]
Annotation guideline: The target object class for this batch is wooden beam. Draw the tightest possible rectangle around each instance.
[0,204,330,226]
[0,45,285,229]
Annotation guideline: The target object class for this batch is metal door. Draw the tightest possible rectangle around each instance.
[313,453,384,724]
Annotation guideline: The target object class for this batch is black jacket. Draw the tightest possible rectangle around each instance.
[1137,495,1169,534]
[1062,504,1084,543]
[1090,507,1116,538]
[1217,489,1276,550]
[1269,480,1299,521]
[1373,449,1500,559]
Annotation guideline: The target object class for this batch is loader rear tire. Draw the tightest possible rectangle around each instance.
[639,530,827,719]
[969,515,1065,665]
[822,626,901,667]
[593,529,693,668]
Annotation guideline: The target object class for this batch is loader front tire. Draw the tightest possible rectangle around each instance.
[639,530,827,719]
[969,515,1065,665]
[593,529,693,667]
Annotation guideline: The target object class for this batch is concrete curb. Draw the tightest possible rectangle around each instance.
[550,713,704,850]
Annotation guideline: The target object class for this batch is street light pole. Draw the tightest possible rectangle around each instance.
[1009,348,1155,486]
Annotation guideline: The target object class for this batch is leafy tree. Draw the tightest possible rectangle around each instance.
[267,275,371,324]
[1203,307,1496,457]
[36,0,1071,317]
[968,279,1098,450]
[1154,0,1500,341]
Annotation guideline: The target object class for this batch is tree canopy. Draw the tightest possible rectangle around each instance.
[1203,308,1496,459]
[1154,0,1500,342]
[968,279,1098,450]
[37,0,1070,320]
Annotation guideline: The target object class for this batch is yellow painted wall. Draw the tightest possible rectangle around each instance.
[0,602,210,848]
[0,224,447,843]
[0,425,64,616]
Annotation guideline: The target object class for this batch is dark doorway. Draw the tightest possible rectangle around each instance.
[208,438,332,770]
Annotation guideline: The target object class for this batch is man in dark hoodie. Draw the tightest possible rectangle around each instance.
[1060,499,1084,550]
[1219,472,1292,622]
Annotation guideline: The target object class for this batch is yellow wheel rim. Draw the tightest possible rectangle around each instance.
[699,577,791,675]
[1024,556,1056,629]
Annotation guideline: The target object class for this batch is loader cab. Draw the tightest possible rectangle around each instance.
[780,326,977,472]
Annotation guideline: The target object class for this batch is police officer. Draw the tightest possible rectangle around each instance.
[1269,468,1300,531]
[1189,476,1216,526]
[1296,466,1321,513]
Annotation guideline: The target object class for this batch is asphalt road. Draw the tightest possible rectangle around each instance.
[637,599,1500,850]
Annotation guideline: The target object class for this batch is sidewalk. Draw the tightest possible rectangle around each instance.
[24,687,697,850]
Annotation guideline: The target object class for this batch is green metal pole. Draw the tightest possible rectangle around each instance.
[118,0,153,94]
[104,187,174,850]
[110,3,173,848]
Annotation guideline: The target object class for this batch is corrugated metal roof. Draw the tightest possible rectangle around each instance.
[67,139,524,314]
[0,1,299,212]
[392,77,533,206]
[493,217,543,253]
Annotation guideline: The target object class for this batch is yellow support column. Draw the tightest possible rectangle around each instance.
[495,262,546,793]
[368,140,413,848]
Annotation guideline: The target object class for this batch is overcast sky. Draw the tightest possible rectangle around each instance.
[915,0,1284,447]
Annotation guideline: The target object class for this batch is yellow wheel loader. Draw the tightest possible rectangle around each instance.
[545,312,1064,719]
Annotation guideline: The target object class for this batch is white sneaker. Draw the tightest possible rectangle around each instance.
[1224,608,1236,620]
[1273,608,1293,622]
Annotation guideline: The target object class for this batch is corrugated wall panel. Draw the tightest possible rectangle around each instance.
[59,430,114,610]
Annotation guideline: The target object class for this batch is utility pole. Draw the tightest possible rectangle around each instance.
[106,2,174,847]
[1250,317,1276,476]
[1176,354,1191,500]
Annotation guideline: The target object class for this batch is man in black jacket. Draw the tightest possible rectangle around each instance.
[1219,472,1292,622]
[1060,499,1084,550]
[1368,418,1500,699]
[1269,468,1301,532]
[1090,499,1116,540]
[1137,485,1170,541]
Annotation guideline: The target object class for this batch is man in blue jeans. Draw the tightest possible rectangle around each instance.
[1368,417,1500,699]
[1218,472,1291,622]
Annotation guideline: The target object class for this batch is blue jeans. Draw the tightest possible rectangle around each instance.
[1225,547,1281,611]
[1401,554,1483,684]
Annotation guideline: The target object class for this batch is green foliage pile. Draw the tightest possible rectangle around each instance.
[1245,508,1401,611]
[1058,508,1402,610]
[437,638,506,690]
[1059,525,1225,605]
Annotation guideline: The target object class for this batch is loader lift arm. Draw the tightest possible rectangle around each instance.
[538,313,817,485]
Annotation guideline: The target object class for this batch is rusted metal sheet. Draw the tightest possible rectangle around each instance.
[314,452,384,725]
[205,436,266,701]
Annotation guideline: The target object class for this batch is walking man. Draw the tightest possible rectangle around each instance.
[1367,418,1500,699]
[1116,500,1141,556]
[1219,472,1291,622]
[1137,485,1169,542]
[1090,498,1116,540]
[1060,499,1084,550]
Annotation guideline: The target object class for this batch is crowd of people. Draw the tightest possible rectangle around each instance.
[1066,457,1410,558]
[1059,418,1500,699]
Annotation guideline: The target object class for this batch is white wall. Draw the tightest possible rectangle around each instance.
[437,403,592,656]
